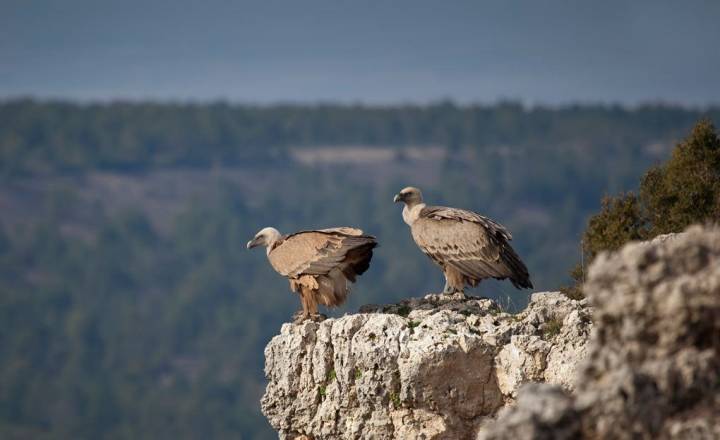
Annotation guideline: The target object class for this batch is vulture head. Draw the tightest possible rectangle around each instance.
[393,186,423,206]
[247,227,281,250]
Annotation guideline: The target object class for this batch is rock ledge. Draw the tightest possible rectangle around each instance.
[262,291,591,439]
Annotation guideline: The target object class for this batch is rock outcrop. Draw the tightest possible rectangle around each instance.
[261,291,591,439]
[478,225,720,440]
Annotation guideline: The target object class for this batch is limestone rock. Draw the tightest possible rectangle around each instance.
[478,225,720,440]
[493,292,591,400]
[477,384,581,440]
[262,291,591,439]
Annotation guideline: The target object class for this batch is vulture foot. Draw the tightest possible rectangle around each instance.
[444,291,468,301]
[310,313,327,322]
[291,311,327,324]
[291,310,310,324]
[442,284,464,296]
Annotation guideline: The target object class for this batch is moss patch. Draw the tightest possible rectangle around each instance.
[395,305,412,317]
[543,318,563,339]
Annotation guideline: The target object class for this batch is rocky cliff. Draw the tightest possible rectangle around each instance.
[478,225,720,440]
[261,290,591,439]
[261,225,719,440]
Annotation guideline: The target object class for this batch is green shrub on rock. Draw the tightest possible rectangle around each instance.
[566,120,720,298]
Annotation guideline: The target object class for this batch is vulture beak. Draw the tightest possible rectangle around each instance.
[393,193,402,203]
[246,237,261,249]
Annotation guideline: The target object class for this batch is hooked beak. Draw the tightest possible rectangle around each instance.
[246,237,262,249]
[393,194,402,203]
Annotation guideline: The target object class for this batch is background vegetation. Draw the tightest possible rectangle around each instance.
[1,99,718,438]
[561,119,720,297]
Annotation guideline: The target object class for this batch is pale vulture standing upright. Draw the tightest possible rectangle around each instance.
[393,187,532,293]
[247,227,377,323]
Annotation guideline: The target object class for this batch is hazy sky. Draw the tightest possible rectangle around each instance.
[1,0,719,105]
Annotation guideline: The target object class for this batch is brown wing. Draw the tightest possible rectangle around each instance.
[268,229,377,278]
[318,227,364,236]
[412,207,532,289]
[419,206,512,240]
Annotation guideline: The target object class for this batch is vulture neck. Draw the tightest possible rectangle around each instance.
[265,235,281,256]
[402,203,426,226]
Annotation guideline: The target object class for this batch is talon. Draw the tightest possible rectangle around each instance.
[292,310,310,324]
[310,313,327,322]
[453,291,469,301]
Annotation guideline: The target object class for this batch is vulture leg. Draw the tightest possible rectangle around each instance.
[293,287,312,324]
[443,266,465,294]
[292,286,327,323]
[306,290,326,322]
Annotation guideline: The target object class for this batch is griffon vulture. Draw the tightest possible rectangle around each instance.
[247,227,377,323]
[393,187,532,294]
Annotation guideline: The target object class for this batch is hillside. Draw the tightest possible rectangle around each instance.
[0,100,718,438]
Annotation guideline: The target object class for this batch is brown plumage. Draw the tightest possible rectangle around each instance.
[247,227,377,323]
[394,186,533,293]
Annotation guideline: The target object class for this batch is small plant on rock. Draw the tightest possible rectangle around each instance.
[542,318,563,340]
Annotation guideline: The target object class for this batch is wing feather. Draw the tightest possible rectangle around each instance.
[411,206,532,288]
[419,206,512,240]
[268,229,377,278]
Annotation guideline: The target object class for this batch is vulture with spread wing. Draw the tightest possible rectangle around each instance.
[247,227,377,323]
[393,186,532,294]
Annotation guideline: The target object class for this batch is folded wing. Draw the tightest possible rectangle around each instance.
[412,206,532,289]
[268,229,377,307]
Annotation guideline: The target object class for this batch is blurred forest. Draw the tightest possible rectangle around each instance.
[1,99,718,439]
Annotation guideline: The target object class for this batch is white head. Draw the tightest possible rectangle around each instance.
[246,227,282,251]
[393,186,424,207]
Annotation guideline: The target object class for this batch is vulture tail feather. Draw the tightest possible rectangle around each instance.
[342,242,377,281]
[499,244,533,289]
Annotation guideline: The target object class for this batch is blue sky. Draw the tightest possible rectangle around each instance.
[1,0,719,105]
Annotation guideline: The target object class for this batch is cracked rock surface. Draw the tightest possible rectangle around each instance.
[261,291,591,439]
[478,225,720,440]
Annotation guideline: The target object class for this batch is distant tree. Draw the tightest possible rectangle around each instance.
[583,192,646,258]
[640,119,720,235]
[564,119,720,298]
